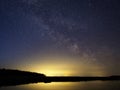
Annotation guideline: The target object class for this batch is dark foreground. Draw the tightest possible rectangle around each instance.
[45,76,120,83]
[0,69,120,87]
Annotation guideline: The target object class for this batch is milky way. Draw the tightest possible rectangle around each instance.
[22,0,120,59]
[0,0,120,75]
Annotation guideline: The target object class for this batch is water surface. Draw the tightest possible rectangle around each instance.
[1,81,120,90]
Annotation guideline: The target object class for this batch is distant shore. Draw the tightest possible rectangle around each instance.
[0,69,120,87]
[44,76,120,83]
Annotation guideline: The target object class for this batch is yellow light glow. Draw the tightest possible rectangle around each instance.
[19,55,107,76]
[30,63,75,76]
[26,82,79,90]
[23,56,78,76]
[37,69,72,76]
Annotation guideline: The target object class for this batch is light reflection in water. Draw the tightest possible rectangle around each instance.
[28,82,76,90]
[1,81,120,90]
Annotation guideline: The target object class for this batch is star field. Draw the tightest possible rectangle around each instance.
[0,0,120,75]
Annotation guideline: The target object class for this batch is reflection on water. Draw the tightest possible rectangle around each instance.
[1,81,120,90]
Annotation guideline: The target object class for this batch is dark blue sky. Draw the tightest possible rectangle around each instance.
[0,0,120,75]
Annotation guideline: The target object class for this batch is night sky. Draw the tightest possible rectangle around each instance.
[0,0,120,76]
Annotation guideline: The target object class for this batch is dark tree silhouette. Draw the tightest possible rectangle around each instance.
[0,69,120,87]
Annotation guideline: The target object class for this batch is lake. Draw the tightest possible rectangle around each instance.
[1,81,120,90]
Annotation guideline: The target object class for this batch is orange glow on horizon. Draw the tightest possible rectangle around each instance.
[19,55,107,76]
[29,63,76,76]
